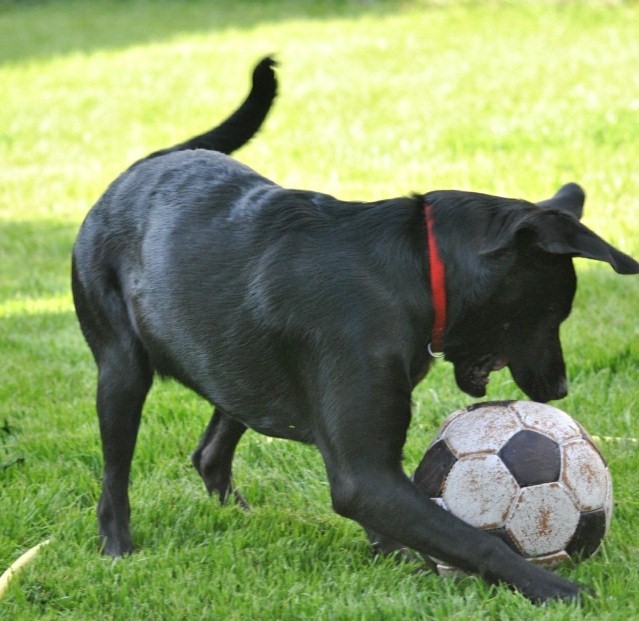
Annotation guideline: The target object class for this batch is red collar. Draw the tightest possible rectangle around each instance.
[424,203,447,356]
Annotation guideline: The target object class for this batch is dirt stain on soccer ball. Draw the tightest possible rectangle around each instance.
[536,506,552,538]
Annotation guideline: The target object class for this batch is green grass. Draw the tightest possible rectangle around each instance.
[1,0,638,618]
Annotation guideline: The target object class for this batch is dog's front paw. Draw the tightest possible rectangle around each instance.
[518,572,590,604]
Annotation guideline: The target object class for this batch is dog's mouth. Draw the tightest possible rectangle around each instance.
[452,354,509,398]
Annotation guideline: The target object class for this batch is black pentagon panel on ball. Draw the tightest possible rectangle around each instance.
[565,509,607,560]
[412,439,457,497]
[498,429,561,487]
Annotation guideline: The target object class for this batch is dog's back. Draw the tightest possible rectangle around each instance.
[73,54,277,282]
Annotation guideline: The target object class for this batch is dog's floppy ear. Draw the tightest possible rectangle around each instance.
[535,182,585,220]
[528,213,639,274]
[482,207,639,275]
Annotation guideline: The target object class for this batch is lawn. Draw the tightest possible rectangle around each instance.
[1,0,638,619]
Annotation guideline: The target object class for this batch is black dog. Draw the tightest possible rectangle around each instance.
[72,57,639,603]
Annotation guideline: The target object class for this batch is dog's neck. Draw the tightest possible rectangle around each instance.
[424,203,447,357]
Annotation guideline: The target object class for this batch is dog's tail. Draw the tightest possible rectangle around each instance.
[145,56,278,160]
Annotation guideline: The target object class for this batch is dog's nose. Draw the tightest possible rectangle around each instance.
[553,377,568,400]
[531,377,568,403]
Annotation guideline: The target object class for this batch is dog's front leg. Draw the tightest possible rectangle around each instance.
[313,384,584,603]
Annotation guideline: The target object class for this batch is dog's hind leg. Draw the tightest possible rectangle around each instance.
[95,344,152,556]
[364,527,436,569]
[72,261,153,556]
[191,408,249,509]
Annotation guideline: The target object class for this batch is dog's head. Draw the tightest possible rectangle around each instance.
[426,183,639,403]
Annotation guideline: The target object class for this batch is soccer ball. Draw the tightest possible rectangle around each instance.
[412,400,613,574]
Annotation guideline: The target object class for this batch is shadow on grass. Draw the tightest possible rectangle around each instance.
[0,0,403,66]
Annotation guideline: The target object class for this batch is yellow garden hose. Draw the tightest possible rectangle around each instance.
[0,539,51,601]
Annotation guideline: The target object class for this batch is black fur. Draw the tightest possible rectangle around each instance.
[72,57,639,603]
[145,56,277,160]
